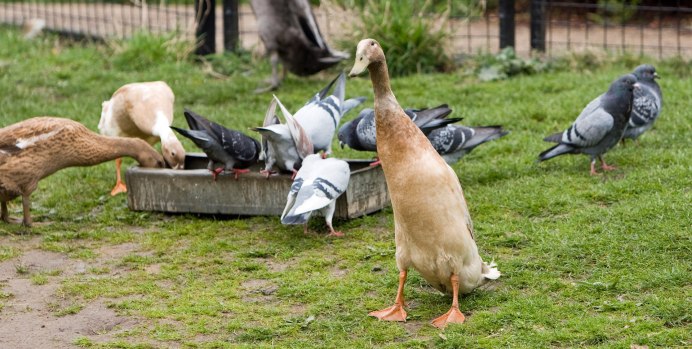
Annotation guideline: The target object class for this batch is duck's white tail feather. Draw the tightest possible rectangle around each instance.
[98,100,113,134]
[482,261,501,280]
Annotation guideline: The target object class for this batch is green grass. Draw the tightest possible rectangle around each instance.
[0,27,691,348]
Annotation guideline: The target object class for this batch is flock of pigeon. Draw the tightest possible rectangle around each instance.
[166,72,512,236]
[167,64,662,237]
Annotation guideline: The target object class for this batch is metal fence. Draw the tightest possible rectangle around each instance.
[535,1,692,58]
[0,0,691,59]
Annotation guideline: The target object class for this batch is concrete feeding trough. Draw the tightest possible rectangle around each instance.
[126,153,390,219]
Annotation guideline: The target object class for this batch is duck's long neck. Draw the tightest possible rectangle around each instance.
[369,61,397,107]
[151,110,177,146]
[368,61,402,131]
[68,136,150,167]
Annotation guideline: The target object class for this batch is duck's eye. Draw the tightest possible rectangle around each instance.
[370,42,375,46]
[359,56,363,61]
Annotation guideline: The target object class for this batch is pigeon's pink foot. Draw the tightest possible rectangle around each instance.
[321,152,328,159]
[327,230,344,237]
[290,169,298,180]
[211,167,224,181]
[590,162,599,176]
[601,163,617,171]
[369,159,381,167]
[260,169,274,179]
[232,168,250,180]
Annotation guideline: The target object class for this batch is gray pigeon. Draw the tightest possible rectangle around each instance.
[251,96,313,178]
[171,109,260,180]
[281,154,350,237]
[293,72,365,156]
[538,74,639,175]
[622,64,662,141]
[428,125,509,164]
[337,104,460,152]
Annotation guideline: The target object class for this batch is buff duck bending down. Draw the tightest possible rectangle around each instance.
[0,117,164,227]
[349,39,500,328]
[99,81,186,195]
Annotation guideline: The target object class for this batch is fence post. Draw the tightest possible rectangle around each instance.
[499,0,515,49]
[530,0,546,52]
[499,0,516,49]
[195,0,216,55]
[223,0,239,52]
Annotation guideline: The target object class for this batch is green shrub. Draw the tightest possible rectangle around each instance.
[346,0,453,77]
[109,31,197,71]
[467,47,553,81]
[588,0,641,25]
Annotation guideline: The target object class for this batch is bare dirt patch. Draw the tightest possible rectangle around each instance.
[0,238,148,348]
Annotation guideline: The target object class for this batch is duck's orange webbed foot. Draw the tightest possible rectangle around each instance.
[110,181,127,196]
[430,306,466,329]
[369,303,407,322]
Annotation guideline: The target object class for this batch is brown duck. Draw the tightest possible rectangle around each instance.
[349,39,500,328]
[0,117,164,227]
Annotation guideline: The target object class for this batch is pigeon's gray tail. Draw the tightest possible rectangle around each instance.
[183,108,212,131]
[419,117,463,135]
[465,126,510,150]
[170,126,207,143]
[412,104,453,127]
[341,97,366,116]
[281,212,311,225]
[543,132,563,143]
[538,143,574,162]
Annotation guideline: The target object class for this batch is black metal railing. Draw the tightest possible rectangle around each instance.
[1,1,690,59]
[529,1,692,58]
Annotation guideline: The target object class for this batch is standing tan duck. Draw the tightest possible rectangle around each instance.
[349,39,500,328]
[99,81,185,195]
[0,117,164,227]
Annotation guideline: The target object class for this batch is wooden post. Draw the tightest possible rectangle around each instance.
[530,0,546,52]
[499,0,515,49]
[195,0,216,55]
[223,0,239,52]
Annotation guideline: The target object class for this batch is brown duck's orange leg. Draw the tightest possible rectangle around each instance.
[21,194,32,227]
[110,158,127,196]
[1,201,9,223]
[369,270,407,322]
[431,273,466,329]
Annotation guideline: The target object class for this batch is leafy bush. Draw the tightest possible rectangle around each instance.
[588,0,641,25]
[345,0,453,77]
[467,47,553,81]
[108,31,197,71]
